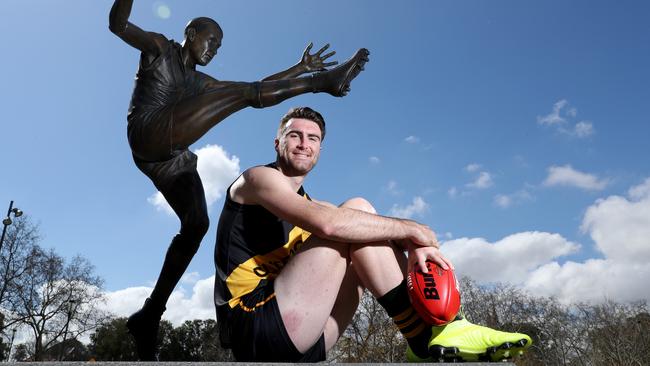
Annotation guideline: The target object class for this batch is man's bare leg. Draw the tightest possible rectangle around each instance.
[275,197,409,353]
[323,262,364,351]
[274,235,349,353]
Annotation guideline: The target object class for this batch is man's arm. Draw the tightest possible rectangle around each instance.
[234,167,437,247]
[109,0,166,55]
[262,43,338,81]
[234,167,453,272]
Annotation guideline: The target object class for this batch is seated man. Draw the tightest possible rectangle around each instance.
[213,107,531,362]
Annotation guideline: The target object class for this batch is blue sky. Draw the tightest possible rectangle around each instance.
[1,1,649,323]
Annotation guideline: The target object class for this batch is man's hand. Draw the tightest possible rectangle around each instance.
[391,220,454,273]
[300,42,338,72]
[394,220,440,249]
[408,245,454,274]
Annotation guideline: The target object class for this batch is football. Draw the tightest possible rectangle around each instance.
[406,260,461,325]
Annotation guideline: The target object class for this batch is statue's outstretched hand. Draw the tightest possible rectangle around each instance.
[300,42,338,72]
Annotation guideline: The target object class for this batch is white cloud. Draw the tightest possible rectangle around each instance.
[442,232,580,284]
[537,99,568,126]
[103,286,152,317]
[543,165,608,191]
[466,171,493,189]
[369,156,380,164]
[148,144,240,214]
[567,107,577,117]
[537,100,595,138]
[493,194,512,208]
[181,271,201,285]
[465,163,481,173]
[102,275,216,326]
[147,192,173,215]
[573,121,594,137]
[389,196,429,219]
[404,135,420,144]
[442,178,650,304]
[580,178,650,263]
[524,260,650,304]
[494,190,533,208]
[629,177,650,200]
[384,180,402,196]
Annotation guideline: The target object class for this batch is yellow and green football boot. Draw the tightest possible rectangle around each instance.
[406,345,432,363]
[427,318,532,362]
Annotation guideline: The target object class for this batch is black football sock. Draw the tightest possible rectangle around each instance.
[377,279,432,359]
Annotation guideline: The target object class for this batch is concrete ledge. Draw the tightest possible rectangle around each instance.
[8,363,515,365]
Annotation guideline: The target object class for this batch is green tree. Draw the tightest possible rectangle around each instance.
[159,319,233,361]
[12,343,29,362]
[42,338,89,361]
[89,317,137,361]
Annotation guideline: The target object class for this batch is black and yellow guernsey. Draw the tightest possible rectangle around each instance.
[214,162,312,312]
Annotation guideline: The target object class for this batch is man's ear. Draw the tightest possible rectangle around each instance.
[185,27,196,42]
[274,138,280,153]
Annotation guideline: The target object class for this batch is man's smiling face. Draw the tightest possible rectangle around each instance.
[275,118,322,177]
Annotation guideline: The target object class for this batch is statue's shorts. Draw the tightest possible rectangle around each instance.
[128,108,199,190]
[222,279,326,362]
[127,106,178,162]
[132,149,198,191]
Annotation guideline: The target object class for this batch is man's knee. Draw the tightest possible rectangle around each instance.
[340,197,377,214]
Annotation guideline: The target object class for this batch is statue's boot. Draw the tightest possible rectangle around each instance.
[126,298,165,361]
[313,48,370,96]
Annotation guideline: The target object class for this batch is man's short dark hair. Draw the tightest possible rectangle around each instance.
[278,107,326,141]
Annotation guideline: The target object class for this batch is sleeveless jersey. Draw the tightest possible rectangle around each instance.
[214,163,312,309]
[127,39,208,124]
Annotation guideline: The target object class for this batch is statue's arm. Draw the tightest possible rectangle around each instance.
[109,0,166,55]
[262,43,338,81]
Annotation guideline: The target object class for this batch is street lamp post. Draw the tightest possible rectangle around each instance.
[0,200,23,252]
[60,299,76,361]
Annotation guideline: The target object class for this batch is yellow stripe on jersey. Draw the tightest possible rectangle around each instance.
[237,293,277,312]
[226,226,312,308]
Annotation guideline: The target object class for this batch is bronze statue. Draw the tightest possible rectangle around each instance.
[108,0,368,360]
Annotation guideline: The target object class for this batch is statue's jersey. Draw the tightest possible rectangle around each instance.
[124,39,217,185]
[125,39,211,164]
[214,163,312,309]
[127,39,205,123]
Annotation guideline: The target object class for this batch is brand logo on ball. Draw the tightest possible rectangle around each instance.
[421,261,440,300]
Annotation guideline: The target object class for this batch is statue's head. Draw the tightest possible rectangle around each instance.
[184,17,223,66]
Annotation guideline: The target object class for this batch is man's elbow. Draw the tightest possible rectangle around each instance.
[312,221,336,240]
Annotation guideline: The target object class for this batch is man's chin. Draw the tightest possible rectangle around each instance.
[286,162,315,176]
